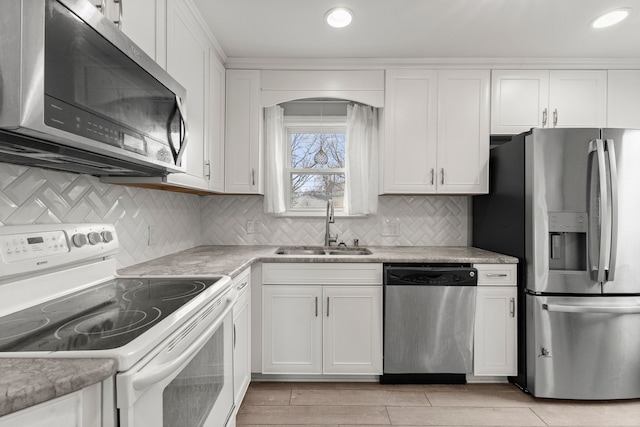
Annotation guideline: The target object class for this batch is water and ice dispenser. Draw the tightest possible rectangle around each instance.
[548,212,588,271]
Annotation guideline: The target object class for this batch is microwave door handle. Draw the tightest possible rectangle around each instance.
[174,95,189,166]
[543,303,640,314]
[587,139,608,283]
[131,290,237,391]
[167,96,189,167]
[605,139,618,281]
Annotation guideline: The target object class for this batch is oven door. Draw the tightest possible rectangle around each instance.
[117,288,237,427]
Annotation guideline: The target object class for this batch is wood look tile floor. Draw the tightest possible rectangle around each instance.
[236,382,640,426]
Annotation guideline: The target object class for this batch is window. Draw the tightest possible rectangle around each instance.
[285,117,346,212]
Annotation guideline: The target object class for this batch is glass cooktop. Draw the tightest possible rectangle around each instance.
[0,277,220,352]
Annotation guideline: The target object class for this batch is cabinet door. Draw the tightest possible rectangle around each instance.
[437,70,490,194]
[233,285,251,405]
[262,285,322,374]
[382,69,438,194]
[323,286,383,375]
[474,286,517,376]
[225,70,263,194]
[490,70,550,134]
[607,70,640,129]
[208,52,226,192]
[165,0,210,190]
[0,383,102,427]
[549,70,607,128]
[120,0,166,66]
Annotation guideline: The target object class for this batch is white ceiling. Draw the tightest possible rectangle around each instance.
[192,0,640,61]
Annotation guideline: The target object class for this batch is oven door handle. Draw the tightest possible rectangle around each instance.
[132,290,237,391]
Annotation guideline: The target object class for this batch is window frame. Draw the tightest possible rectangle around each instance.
[283,115,347,216]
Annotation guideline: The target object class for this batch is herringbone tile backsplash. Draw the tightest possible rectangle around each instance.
[200,195,469,246]
[0,163,202,269]
[1,162,469,268]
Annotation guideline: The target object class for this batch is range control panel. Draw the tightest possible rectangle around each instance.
[1,230,69,262]
[0,224,119,279]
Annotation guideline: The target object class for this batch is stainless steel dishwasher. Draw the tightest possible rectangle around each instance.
[382,264,477,384]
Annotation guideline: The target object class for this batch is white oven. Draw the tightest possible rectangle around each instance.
[0,223,236,427]
[117,285,236,427]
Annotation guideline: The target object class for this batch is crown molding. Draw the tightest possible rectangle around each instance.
[224,57,640,70]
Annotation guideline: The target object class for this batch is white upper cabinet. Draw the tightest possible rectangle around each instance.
[120,0,166,67]
[225,70,263,194]
[437,70,490,194]
[164,0,210,190]
[382,69,490,194]
[491,70,607,134]
[607,70,640,129]
[491,70,549,134]
[383,69,438,193]
[549,70,607,128]
[207,52,226,192]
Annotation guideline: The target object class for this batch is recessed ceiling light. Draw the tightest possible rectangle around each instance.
[591,8,631,28]
[325,8,353,28]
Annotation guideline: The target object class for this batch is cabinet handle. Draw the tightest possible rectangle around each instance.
[430,168,435,185]
[440,168,445,185]
[510,297,515,318]
[205,160,211,179]
[326,297,330,317]
[553,109,558,127]
[315,297,318,317]
[114,0,122,29]
[233,324,237,349]
[236,281,248,292]
[251,169,255,186]
[485,273,508,278]
[542,108,548,127]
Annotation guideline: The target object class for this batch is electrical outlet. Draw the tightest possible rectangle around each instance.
[148,225,158,246]
[381,218,400,237]
[246,220,260,234]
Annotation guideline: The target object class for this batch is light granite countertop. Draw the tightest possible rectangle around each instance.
[1,245,516,418]
[117,245,518,278]
[0,358,116,417]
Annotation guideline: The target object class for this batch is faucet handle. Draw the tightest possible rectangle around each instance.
[353,238,359,247]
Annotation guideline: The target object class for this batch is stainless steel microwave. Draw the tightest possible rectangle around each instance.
[0,0,188,177]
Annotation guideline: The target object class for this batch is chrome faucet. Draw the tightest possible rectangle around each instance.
[325,198,338,246]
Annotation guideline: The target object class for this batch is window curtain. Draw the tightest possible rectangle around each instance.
[264,105,287,214]
[345,104,378,215]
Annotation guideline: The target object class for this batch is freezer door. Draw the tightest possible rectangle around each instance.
[601,129,640,294]
[527,294,640,399]
[526,128,601,294]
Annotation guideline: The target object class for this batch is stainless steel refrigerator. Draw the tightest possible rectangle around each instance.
[473,128,640,400]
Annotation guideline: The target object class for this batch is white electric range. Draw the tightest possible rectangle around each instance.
[0,223,236,427]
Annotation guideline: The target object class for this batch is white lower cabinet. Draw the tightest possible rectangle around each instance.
[0,383,104,427]
[322,286,383,374]
[261,263,383,375]
[473,264,518,376]
[232,268,252,407]
[262,285,323,374]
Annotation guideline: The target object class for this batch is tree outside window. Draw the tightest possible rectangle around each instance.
[286,123,346,211]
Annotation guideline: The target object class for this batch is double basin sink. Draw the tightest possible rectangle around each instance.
[275,246,372,256]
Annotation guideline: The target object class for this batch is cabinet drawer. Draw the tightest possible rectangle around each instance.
[262,263,382,285]
[474,264,517,286]
[232,268,251,297]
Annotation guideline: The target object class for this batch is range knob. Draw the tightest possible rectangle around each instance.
[72,233,88,248]
[87,232,102,245]
[101,230,114,243]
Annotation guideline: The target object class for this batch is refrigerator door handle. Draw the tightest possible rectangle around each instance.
[587,139,609,283]
[543,303,640,315]
[605,139,618,281]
